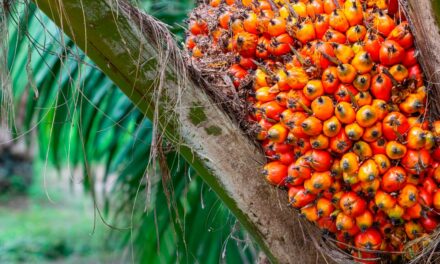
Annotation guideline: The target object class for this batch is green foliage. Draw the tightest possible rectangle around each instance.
[6,1,258,263]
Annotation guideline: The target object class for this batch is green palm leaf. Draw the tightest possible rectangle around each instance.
[6,1,259,263]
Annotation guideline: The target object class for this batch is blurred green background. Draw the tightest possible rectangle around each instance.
[1,1,259,263]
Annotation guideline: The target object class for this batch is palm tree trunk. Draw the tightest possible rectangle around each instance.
[29,0,440,263]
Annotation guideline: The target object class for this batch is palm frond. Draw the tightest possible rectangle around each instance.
[6,1,259,263]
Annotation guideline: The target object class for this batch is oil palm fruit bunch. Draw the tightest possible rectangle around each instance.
[187,0,440,261]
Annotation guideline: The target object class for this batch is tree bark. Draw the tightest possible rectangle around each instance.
[31,0,327,263]
[403,0,440,117]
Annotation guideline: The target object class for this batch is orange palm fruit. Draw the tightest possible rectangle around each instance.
[353,74,371,92]
[389,64,409,82]
[323,116,342,137]
[404,221,424,240]
[329,9,350,32]
[373,10,396,37]
[333,43,355,63]
[267,17,286,36]
[346,25,366,43]
[356,105,378,128]
[341,152,360,174]
[337,63,357,83]
[263,161,288,186]
[360,178,380,195]
[286,67,309,89]
[304,80,325,101]
[315,14,330,39]
[310,134,329,150]
[336,212,356,231]
[356,210,374,232]
[399,93,425,115]
[301,204,320,222]
[372,154,391,174]
[386,141,407,160]
[267,123,289,143]
[345,123,364,141]
[371,99,389,120]
[398,184,419,208]
[311,96,334,121]
[358,159,379,182]
[354,91,373,107]
[301,116,323,136]
[375,190,396,210]
[335,102,356,124]
[352,51,374,74]
[295,21,317,44]
[343,0,363,26]
[317,197,335,217]
[362,122,382,143]
[353,141,373,160]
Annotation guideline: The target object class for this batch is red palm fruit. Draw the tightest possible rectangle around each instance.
[315,14,329,39]
[375,190,396,210]
[288,156,312,180]
[315,41,335,69]
[405,203,424,220]
[370,73,393,101]
[336,212,356,231]
[401,149,431,174]
[398,184,419,208]
[268,33,294,56]
[317,197,335,217]
[336,231,351,250]
[307,0,325,17]
[228,64,248,88]
[356,210,374,232]
[382,112,409,141]
[267,17,286,36]
[290,188,317,208]
[323,29,347,43]
[385,141,407,160]
[301,204,320,222]
[323,0,344,14]
[423,177,438,194]
[311,96,334,121]
[317,217,338,234]
[329,9,349,32]
[387,22,414,49]
[362,122,382,143]
[219,11,232,30]
[355,228,382,250]
[322,67,339,94]
[263,161,287,186]
[379,40,404,66]
[256,118,274,140]
[381,166,407,192]
[189,19,208,35]
[280,110,306,130]
[307,149,333,172]
[373,11,396,37]
[418,187,433,207]
[261,101,285,121]
[404,221,424,240]
[364,32,384,62]
[274,152,295,166]
[370,138,387,155]
[353,74,371,92]
[334,83,357,102]
[372,154,390,174]
[420,216,438,232]
[408,64,424,87]
[402,48,418,67]
[340,192,367,217]
[256,36,271,59]
[301,116,323,136]
[233,32,258,57]
[330,129,353,154]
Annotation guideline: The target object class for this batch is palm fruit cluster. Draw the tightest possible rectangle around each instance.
[186,0,440,261]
